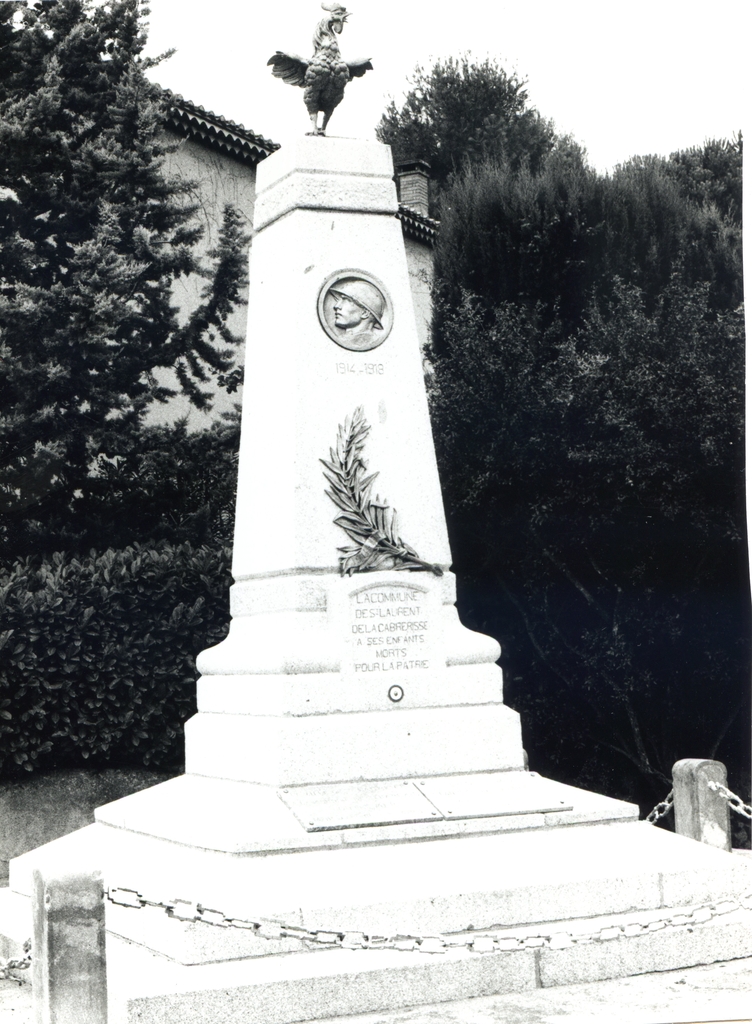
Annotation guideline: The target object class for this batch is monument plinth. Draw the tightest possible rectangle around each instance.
[187,136,524,794]
[7,137,750,1023]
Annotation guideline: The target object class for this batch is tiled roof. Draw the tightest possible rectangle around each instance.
[162,90,280,165]
[161,91,438,248]
[397,205,440,247]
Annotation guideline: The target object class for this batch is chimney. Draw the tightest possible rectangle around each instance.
[395,159,431,219]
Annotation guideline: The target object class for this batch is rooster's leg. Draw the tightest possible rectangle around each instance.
[306,110,323,136]
[320,109,333,135]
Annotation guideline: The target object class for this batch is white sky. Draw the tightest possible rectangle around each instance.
[142,0,750,173]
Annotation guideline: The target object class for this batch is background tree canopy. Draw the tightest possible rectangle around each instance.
[383,58,747,837]
[377,56,556,213]
[0,0,247,560]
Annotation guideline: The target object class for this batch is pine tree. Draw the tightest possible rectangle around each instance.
[0,0,249,557]
[376,56,555,213]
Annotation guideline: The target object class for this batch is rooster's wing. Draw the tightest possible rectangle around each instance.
[267,51,309,87]
[347,59,373,79]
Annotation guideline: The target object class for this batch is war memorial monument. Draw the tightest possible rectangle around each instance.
[2,4,751,1021]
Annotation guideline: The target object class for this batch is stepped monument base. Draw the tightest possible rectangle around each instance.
[4,137,750,1023]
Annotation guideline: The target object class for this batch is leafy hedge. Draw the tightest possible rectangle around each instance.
[0,542,232,777]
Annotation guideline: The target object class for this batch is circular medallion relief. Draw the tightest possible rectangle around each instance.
[318,271,393,352]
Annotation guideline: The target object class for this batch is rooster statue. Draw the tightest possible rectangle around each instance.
[267,3,373,136]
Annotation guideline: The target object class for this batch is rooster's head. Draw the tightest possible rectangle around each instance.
[322,1,349,33]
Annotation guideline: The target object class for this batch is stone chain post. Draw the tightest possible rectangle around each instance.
[32,864,108,1024]
[672,758,732,852]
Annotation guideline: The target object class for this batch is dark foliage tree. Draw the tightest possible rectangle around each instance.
[600,149,742,317]
[410,71,747,828]
[0,0,249,560]
[432,141,742,353]
[0,540,233,775]
[429,278,747,823]
[431,140,597,343]
[665,133,743,225]
[81,412,240,553]
[376,55,556,212]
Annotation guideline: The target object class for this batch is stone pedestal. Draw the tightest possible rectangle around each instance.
[89,137,591,955]
[188,136,521,793]
[8,137,751,1022]
[83,135,623,955]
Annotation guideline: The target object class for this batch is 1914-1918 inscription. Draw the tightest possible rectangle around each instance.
[347,582,433,675]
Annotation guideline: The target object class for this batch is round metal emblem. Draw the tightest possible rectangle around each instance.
[388,685,404,703]
[318,270,393,352]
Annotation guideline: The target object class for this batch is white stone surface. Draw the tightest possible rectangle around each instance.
[538,913,752,987]
[196,663,503,716]
[9,814,750,984]
[106,937,539,1024]
[255,136,396,196]
[252,137,397,234]
[184,704,524,786]
[254,173,397,231]
[70,770,635,860]
[287,957,752,1024]
[231,139,450,581]
[23,819,746,962]
[198,572,500,679]
[87,773,633,856]
[192,568,514,788]
[6,938,752,1024]
[182,136,524,793]
[100,916,752,1024]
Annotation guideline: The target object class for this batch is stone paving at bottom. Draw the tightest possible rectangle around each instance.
[1,957,751,1024]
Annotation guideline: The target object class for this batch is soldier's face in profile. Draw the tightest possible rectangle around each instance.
[332,294,367,330]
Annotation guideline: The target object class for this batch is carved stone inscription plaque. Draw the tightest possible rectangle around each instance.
[318,270,393,352]
[346,581,436,679]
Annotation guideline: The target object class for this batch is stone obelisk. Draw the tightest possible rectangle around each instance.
[188,135,525,792]
[87,131,632,956]
[86,129,749,1007]
[8,132,749,1024]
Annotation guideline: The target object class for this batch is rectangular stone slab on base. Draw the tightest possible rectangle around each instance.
[12,816,747,971]
[6,820,752,1022]
[185,703,525,787]
[93,820,752,966]
[89,771,628,854]
[278,772,574,831]
[103,905,752,1024]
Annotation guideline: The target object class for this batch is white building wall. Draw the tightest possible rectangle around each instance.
[403,234,434,354]
[146,135,257,429]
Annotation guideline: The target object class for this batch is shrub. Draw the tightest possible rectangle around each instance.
[429,278,749,812]
[0,541,231,777]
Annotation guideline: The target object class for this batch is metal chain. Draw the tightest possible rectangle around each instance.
[106,886,752,955]
[10,779,748,974]
[0,939,31,980]
[707,780,752,820]
[646,789,674,823]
